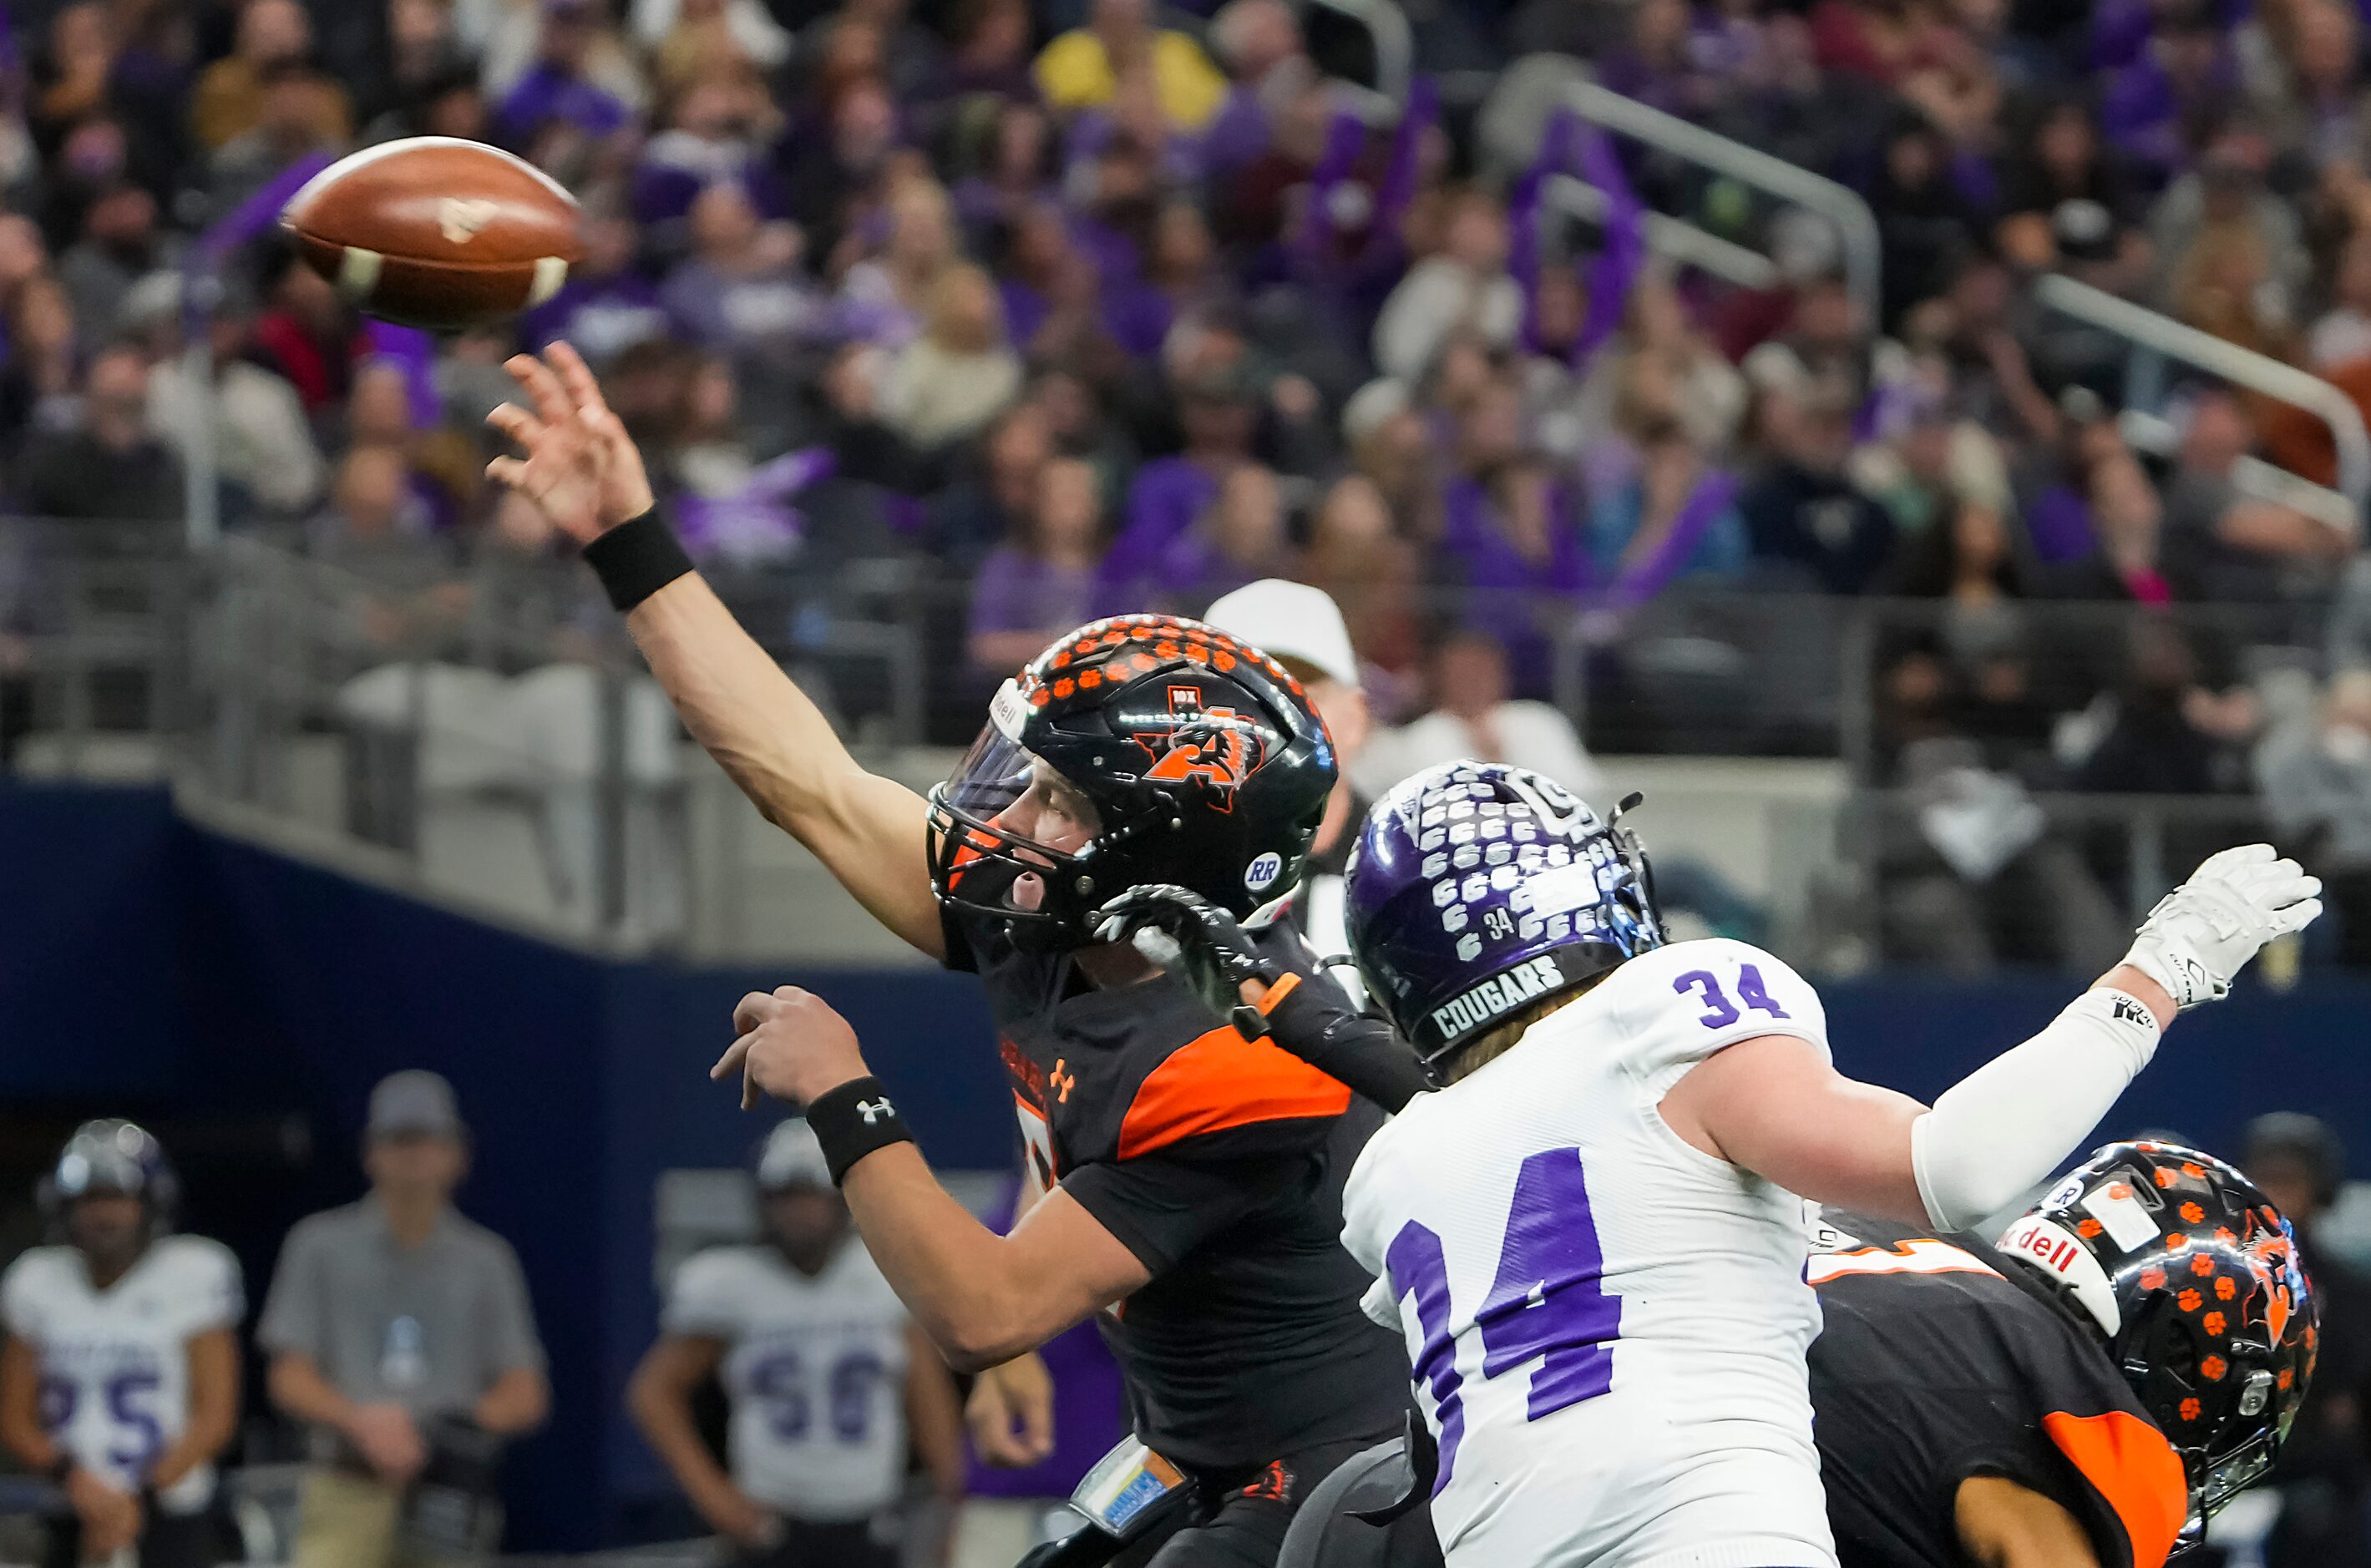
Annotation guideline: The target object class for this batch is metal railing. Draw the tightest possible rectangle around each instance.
[1541,173,1778,291]
[2036,273,2371,520]
[1549,77,1884,332]
[8,519,2351,971]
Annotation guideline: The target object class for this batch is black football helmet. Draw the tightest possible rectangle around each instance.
[1997,1141,2316,1530]
[37,1119,180,1236]
[928,615,1338,949]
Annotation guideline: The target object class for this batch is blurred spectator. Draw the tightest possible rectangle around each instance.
[496,0,633,149]
[519,212,671,363]
[1203,0,1309,175]
[2260,670,2371,966]
[1880,500,2054,768]
[2068,616,2257,794]
[1586,426,1750,589]
[658,183,815,357]
[928,401,1051,568]
[1870,114,1988,328]
[206,63,349,221]
[12,345,184,524]
[260,1071,548,1568]
[1150,460,1292,614]
[627,1120,963,1567]
[631,69,784,249]
[1354,630,1609,806]
[968,454,1103,675]
[1735,387,1897,593]
[1994,99,2151,296]
[2047,450,2201,604]
[2311,225,2371,372]
[1098,350,1258,605]
[1299,475,1421,685]
[55,182,162,343]
[2162,390,2351,594]
[880,262,1021,449]
[1034,0,1225,130]
[1373,190,1521,385]
[838,179,960,348]
[0,271,84,447]
[309,447,453,660]
[145,288,327,518]
[252,250,362,418]
[938,0,1036,103]
[0,1121,241,1568]
[630,0,791,75]
[189,0,347,151]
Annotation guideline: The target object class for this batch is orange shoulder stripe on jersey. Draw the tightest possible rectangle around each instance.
[2039,1410,2189,1568]
[1118,1024,1353,1161]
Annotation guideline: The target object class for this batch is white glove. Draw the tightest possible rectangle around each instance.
[2121,844,2322,1009]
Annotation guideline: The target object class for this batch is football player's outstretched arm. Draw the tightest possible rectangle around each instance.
[486,345,944,958]
[1664,846,2322,1228]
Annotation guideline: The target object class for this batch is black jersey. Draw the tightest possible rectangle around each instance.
[948,908,1411,1474]
[1808,1212,2190,1568]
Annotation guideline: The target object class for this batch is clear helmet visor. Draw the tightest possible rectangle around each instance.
[930,685,1105,927]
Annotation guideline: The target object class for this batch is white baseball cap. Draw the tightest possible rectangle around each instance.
[1205,579,1360,689]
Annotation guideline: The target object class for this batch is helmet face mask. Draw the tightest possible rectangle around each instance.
[928,617,1337,952]
[1999,1141,2318,1532]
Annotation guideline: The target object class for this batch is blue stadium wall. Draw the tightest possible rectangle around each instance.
[3,781,2366,1548]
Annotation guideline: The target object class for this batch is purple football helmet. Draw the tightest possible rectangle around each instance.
[1345,761,1665,1082]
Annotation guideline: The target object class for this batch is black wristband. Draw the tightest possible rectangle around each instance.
[806,1076,916,1185]
[580,506,694,612]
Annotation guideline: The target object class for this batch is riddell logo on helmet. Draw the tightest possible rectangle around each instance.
[1431,955,1564,1040]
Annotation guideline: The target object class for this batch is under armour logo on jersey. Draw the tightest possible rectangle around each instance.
[1050,1060,1077,1103]
[856,1098,894,1125]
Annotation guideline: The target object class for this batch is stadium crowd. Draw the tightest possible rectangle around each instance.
[8,0,2371,965]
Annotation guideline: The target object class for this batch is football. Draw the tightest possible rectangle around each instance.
[280,137,582,332]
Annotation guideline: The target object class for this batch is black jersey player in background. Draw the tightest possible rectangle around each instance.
[485,345,1437,1567]
[1809,1142,2317,1568]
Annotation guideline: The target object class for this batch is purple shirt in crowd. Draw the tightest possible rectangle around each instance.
[1093,458,1222,609]
[968,546,1097,650]
[496,64,631,146]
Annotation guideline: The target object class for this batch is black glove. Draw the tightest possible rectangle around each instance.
[1092,884,1282,1036]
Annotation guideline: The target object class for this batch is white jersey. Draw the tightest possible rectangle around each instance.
[0,1237,243,1512]
[662,1241,911,1520]
[1341,938,1838,1568]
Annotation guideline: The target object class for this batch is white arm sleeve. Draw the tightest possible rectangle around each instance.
[1910,988,2164,1232]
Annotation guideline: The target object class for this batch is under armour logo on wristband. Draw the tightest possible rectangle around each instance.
[856,1098,894,1125]
[2111,997,2153,1028]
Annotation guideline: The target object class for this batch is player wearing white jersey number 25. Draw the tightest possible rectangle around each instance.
[1093,761,2323,1568]
[629,1121,965,1568]
[0,1122,242,1568]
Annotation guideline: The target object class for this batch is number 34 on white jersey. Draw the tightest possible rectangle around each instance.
[1340,938,1842,1568]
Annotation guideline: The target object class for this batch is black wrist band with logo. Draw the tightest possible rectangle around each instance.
[580,506,694,612]
[806,1075,916,1185]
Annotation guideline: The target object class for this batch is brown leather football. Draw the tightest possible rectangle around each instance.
[281,137,582,332]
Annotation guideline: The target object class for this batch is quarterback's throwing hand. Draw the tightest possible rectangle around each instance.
[2122,844,2323,1009]
[484,342,655,544]
[712,987,870,1109]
